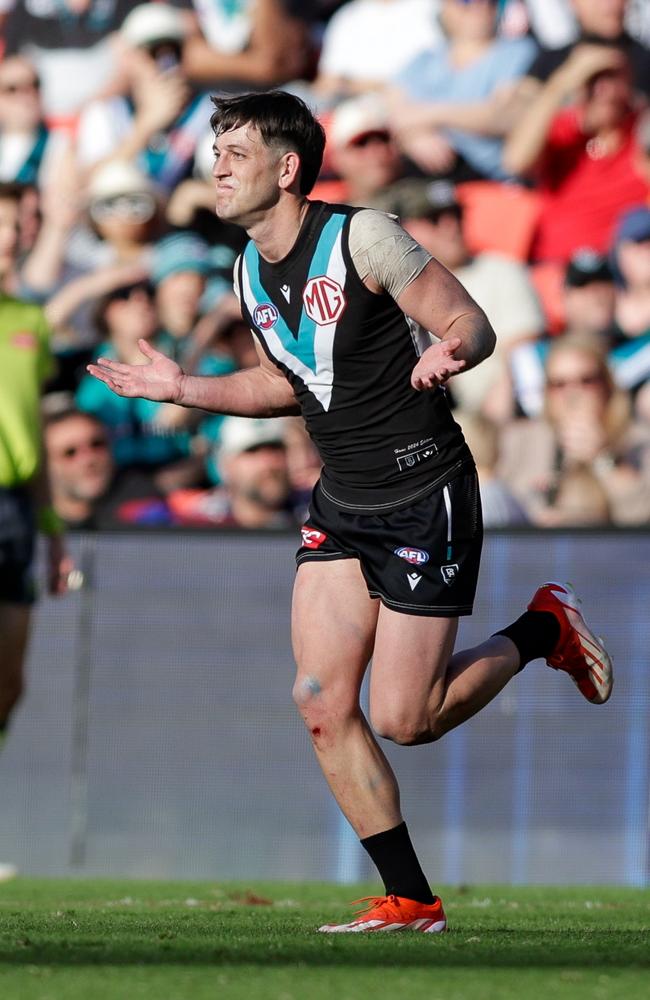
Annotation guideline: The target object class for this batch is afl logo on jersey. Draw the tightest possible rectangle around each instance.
[253,303,279,330]
[394,547,430,566]
[303,276,346,325]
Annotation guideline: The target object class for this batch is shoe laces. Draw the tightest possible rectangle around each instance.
[351,894,401,919]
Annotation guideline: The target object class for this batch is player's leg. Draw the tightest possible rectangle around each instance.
[0,603,31,749]
[369,608,521,744]
[292,559,446,931]
[291,558,398,837]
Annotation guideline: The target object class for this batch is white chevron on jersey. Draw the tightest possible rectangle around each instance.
[241,229,348,412]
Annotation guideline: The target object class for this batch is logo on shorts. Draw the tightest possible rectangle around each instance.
[253,303,279,330]
[394,546,429,566]
[302,276,346,325]
[301,526,327,549]
[407,573,422,591]
[441,564,459,585]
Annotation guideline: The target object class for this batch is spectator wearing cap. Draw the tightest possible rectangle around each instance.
[76,4,211,192]
[38,161,160,364]
[388,0,537,181]
[151,231,213,361]
[183,0,313,91]
[503,42,649,262]
[2,0,134,119]
[313,94,410,208]
[168,416,299,528]
[400,179,544,423]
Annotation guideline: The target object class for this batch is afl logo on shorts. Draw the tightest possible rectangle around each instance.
[303,276,346,325]
[394,546,429,566]
[301,526,328,549]
[254,303,279,330]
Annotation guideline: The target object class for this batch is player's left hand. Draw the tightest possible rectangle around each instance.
[46,535,74,596]
[411,338,466,391]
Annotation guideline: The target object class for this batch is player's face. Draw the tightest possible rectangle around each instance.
[212,124,287,227]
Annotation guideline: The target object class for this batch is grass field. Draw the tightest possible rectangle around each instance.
[0,879,649,1000]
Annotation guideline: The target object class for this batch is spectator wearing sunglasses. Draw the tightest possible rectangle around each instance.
[2,0,135,119]
[0,55,67,189]
[44,406,171,528]
[499,330,650,524]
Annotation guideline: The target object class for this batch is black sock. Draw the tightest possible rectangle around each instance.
[494,611,560,672]
[360,822,435,904]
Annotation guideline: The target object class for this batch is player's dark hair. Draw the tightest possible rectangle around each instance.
[210,91,326,195]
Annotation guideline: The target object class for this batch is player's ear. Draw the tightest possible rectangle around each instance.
[278,150,301,191]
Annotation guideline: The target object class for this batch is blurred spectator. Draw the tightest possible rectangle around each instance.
[44,406,171,527]
[0,55,68,187]
[2,0,134,119]
[534,465,612,527]
[76,4,211,192]
[499,331,650,524]
[400,180,544,422]
[315,0,443,100]
[313,94,409,206]
[610,205,650,337]
[168,416,298,527]
[453,409,529,526]
[74,280,204,491]
[389,0,537,180]
[151,230,212,361]
[182,0,313,89]
[503,46,649,263]
[510,249,618,418]
[523,0,650,99]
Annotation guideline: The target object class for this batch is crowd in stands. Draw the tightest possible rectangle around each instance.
[1,0,650,529]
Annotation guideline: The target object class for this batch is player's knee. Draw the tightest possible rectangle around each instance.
[371,708,430,747]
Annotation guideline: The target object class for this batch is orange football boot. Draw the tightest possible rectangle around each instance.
[318,893,447,933]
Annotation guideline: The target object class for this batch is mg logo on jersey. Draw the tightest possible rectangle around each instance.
[253,303,279,330]
[301,526,328,549]
[394,547,429,566]
[302,276,346,325]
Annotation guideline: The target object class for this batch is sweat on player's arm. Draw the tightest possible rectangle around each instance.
[87,338,300,418]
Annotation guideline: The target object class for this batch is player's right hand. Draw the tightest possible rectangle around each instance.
[86,339,184,403]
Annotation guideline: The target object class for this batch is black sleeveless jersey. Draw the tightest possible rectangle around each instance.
[236,201,472,512]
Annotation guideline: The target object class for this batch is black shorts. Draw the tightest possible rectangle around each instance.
[296,471,483,617]
[0,486,36,605]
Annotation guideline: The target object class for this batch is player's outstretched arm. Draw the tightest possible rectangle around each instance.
[87,339,300,417]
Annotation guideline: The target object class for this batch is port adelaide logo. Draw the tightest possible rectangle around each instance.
[394,547,429,566]
[253,303,279,330]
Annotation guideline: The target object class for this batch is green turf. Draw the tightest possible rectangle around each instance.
[0,880,648,1000]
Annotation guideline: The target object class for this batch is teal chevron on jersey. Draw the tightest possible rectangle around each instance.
[243,212,347,375]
